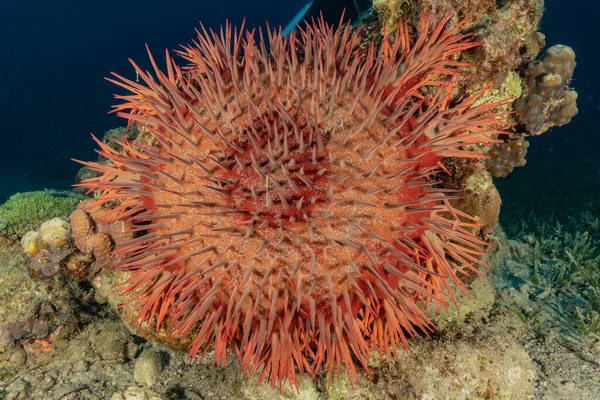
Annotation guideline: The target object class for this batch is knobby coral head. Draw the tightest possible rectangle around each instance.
[75,13,506,388]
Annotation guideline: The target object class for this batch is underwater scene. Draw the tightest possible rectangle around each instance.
[0,0,598,398]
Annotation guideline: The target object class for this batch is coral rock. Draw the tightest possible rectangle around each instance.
[133,349,164,387]
[64,251,95,280]
[397,0,546,87]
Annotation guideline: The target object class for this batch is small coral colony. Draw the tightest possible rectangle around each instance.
[12,0,575,389]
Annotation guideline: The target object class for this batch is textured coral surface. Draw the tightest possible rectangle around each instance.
[70,199,134,269]
[515,45,578,135]
[76,15,506,386]
[486,137,529,178]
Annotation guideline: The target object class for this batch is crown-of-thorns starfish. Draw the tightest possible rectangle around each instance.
[75,12,507,388]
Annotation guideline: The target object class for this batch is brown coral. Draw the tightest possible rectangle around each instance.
[486,136,529,177]
[70,199,134,269]
[451,167,501,236]
[514,45,578,134]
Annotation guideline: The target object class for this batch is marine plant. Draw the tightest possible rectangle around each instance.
[75,14,507,387]
[510,219,600,345]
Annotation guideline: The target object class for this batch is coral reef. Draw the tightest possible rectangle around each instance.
[0,0,588,398]
[371,0,576,181]
[75,13,507,387]
[0,191,82,241]
[21,218,73,279]
[0,229,536,399]
[486,136,529,177]
[514,44,578,135]
[375,0,547,85]
[9,222,600,400]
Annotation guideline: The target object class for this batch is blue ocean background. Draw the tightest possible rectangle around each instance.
[0,0,598,226]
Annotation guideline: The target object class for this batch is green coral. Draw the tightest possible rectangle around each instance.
[0,191,83,240]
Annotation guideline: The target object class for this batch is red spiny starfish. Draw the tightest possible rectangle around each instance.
[75,13,506,388]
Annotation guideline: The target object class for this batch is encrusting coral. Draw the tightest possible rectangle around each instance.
[74,13,508,388]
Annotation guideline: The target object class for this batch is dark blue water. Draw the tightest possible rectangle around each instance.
[0,0,370,199]
[0,0,597,214]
